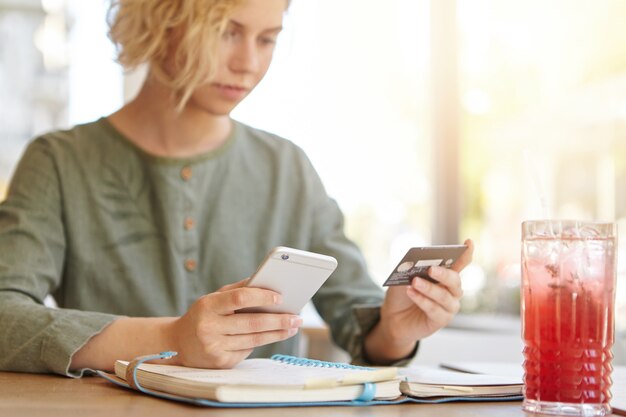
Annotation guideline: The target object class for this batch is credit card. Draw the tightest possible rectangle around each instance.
[383,245,467,286]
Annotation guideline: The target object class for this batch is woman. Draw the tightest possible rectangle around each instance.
[0,0,473,376]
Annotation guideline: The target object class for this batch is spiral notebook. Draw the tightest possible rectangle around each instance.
[96,352,522,408]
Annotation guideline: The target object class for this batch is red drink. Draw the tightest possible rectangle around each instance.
[521,221,616,416]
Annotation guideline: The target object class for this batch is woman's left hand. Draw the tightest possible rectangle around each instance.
[364,239,474,364]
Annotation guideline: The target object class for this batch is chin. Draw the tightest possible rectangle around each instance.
[188,101,238,117]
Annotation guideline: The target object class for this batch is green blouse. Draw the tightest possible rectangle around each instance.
[0,118,386,376]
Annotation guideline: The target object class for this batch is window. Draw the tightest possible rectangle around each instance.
[456,0,626,328]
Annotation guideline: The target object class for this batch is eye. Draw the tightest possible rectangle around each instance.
[259,36,277,46]
[222,27,240,41]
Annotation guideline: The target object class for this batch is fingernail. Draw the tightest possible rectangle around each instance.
[290,317,303,327]
[430,266,443,278]
[288,328,298,336]
[274,294,282,304]
[413,278,427,290]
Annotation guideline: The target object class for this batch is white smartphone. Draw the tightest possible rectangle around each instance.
[238,246,338,314]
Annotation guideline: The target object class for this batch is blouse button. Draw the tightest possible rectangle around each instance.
[184,217,195,230]
[184,259,197,272]
[180,166,192,181]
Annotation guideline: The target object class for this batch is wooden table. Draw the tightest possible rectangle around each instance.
[0,371,618,417]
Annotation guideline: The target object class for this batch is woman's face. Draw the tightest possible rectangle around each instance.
[188,0,287,116]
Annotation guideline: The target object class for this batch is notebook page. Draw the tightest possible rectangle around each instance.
[439,361,524,379]
[399,365,522,386]
[118,359,396,388]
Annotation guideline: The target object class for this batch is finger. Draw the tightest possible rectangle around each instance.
[205,287,282,314]
[217,278,252,292]
[196,349,253,370]
[427,266,463,298]
[451,238,474,272]
[222,313,302,335]
[222,328,300,351]
[411,277,461,313]
[406,287,455,326]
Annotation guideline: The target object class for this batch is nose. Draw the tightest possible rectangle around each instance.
[229,38,260,74]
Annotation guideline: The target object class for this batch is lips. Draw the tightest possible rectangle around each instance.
[214,82,248,92]
[213,83,249,101]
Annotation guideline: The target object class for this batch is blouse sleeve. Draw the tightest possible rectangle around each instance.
[0,138,117,376]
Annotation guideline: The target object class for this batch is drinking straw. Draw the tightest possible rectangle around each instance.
[523,149,555,236]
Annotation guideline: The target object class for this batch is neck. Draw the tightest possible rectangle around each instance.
[108,78,232,158]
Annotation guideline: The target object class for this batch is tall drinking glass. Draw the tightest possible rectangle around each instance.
[521,220,617,416]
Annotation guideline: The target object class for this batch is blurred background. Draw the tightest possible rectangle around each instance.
[1,0,626,359]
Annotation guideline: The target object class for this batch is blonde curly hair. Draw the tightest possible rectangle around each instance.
[107,0,245,110]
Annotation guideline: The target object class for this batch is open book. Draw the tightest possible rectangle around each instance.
[97,352,523,407]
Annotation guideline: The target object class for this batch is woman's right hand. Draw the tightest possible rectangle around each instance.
[166,279,302,369]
